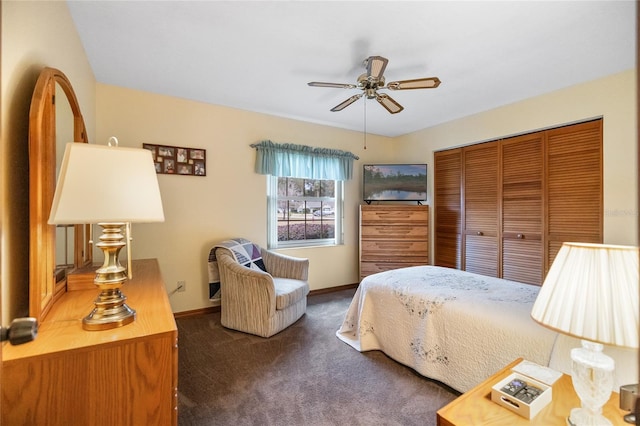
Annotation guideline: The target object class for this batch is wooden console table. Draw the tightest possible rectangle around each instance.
[437,358,627,426]
[2,259,178,425]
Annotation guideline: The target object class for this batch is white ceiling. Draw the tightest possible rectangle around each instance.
[67,1,636,137]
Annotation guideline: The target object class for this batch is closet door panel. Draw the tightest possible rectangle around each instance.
[464,143,498,232]
[501,135,543,284]
[546,120,602,271]
[503,197,541,234]
[435,234,462,269]
[502,239,542,284]
[463,142,499,276]
[434,149,462,268]
[464,235,498,277]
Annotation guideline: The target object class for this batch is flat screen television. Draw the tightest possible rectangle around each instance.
[363,164,427,203]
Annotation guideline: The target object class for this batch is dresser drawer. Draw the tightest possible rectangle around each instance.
[360,261,428,278]
[361,205,428,225]
[361,224,428,240]
[361,240,429,257]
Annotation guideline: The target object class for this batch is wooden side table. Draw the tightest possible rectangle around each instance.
[437,358,628,426]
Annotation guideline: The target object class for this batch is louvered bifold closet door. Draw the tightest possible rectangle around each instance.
[463,142,499,277]
[434,148,462,268]
[546,119,603,272]
[501,134,544,285]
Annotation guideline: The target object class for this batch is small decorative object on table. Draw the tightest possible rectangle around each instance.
[619,384,638,424]
[491,359,559,419]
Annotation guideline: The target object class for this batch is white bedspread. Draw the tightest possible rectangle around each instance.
[336,266,559,392]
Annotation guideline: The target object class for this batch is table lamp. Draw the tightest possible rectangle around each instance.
[48,139,164,331]
[531,242,639,425]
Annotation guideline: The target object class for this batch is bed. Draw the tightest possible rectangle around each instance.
[336,265,559,393]
[337,265,638,393]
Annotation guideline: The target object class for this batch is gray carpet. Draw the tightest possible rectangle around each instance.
[177,288,459,426]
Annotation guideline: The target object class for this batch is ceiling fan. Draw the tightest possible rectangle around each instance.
[308,56,441,114]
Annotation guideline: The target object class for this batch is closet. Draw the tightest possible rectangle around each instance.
[434,119,602,285]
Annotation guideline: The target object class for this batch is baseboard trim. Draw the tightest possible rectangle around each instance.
[174,306,219,318]
[308,282,359,296]
[172,282,359,319]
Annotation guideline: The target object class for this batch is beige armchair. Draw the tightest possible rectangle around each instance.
[215,244,310,337]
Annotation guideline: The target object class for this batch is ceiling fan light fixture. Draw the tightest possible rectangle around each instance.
[376,93,404,114]
[365,88,377,99]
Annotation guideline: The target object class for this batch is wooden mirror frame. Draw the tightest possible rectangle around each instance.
[29,67,92,322]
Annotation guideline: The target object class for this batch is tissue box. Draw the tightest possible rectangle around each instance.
[491,372,552,419]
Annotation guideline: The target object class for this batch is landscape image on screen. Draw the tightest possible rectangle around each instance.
[363,164,427,201]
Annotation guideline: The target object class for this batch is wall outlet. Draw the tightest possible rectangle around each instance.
[177,280,186,292]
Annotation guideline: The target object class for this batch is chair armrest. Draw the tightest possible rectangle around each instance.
[261,249,309,281]
[217,251,276,318]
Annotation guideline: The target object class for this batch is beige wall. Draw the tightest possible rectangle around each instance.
[395,69,638,252]
[96,84,394,313]
[1,1,96,324]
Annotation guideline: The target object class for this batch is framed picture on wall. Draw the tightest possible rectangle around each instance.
[143,143,206,176]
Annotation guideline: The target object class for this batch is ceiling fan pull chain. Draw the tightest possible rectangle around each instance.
[363,98,367,150]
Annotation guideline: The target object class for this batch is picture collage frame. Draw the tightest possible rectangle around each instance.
[143,143,206,176]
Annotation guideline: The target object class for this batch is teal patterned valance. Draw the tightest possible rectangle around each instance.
[250,140,359,181]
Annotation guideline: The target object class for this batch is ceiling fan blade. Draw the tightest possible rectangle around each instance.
[308,82,357,89]
[365,56,388,80]
[331,94,363,112]
[386,77,441,90]
[376,93,404,114]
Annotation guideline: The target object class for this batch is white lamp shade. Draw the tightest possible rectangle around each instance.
[531,242,639,348]
[48,143,165,224]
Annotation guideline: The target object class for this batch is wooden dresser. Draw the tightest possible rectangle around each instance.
[359,204,429,280]
[2,259,178,426]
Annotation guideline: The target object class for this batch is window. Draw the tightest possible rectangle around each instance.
[268,176,343,248]
[251,140,356,249]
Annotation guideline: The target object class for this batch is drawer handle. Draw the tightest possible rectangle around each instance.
[517,234,524,239]
[476,231,483,236]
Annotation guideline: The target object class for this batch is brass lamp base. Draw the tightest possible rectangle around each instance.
[83,290,136,331]
[83,222,136,331]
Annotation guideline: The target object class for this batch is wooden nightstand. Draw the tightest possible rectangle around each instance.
[437,358,628,426]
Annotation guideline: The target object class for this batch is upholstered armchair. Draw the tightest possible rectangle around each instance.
[215,243,310,338]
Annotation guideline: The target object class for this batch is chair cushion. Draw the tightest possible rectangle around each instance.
[273,278,309,310]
